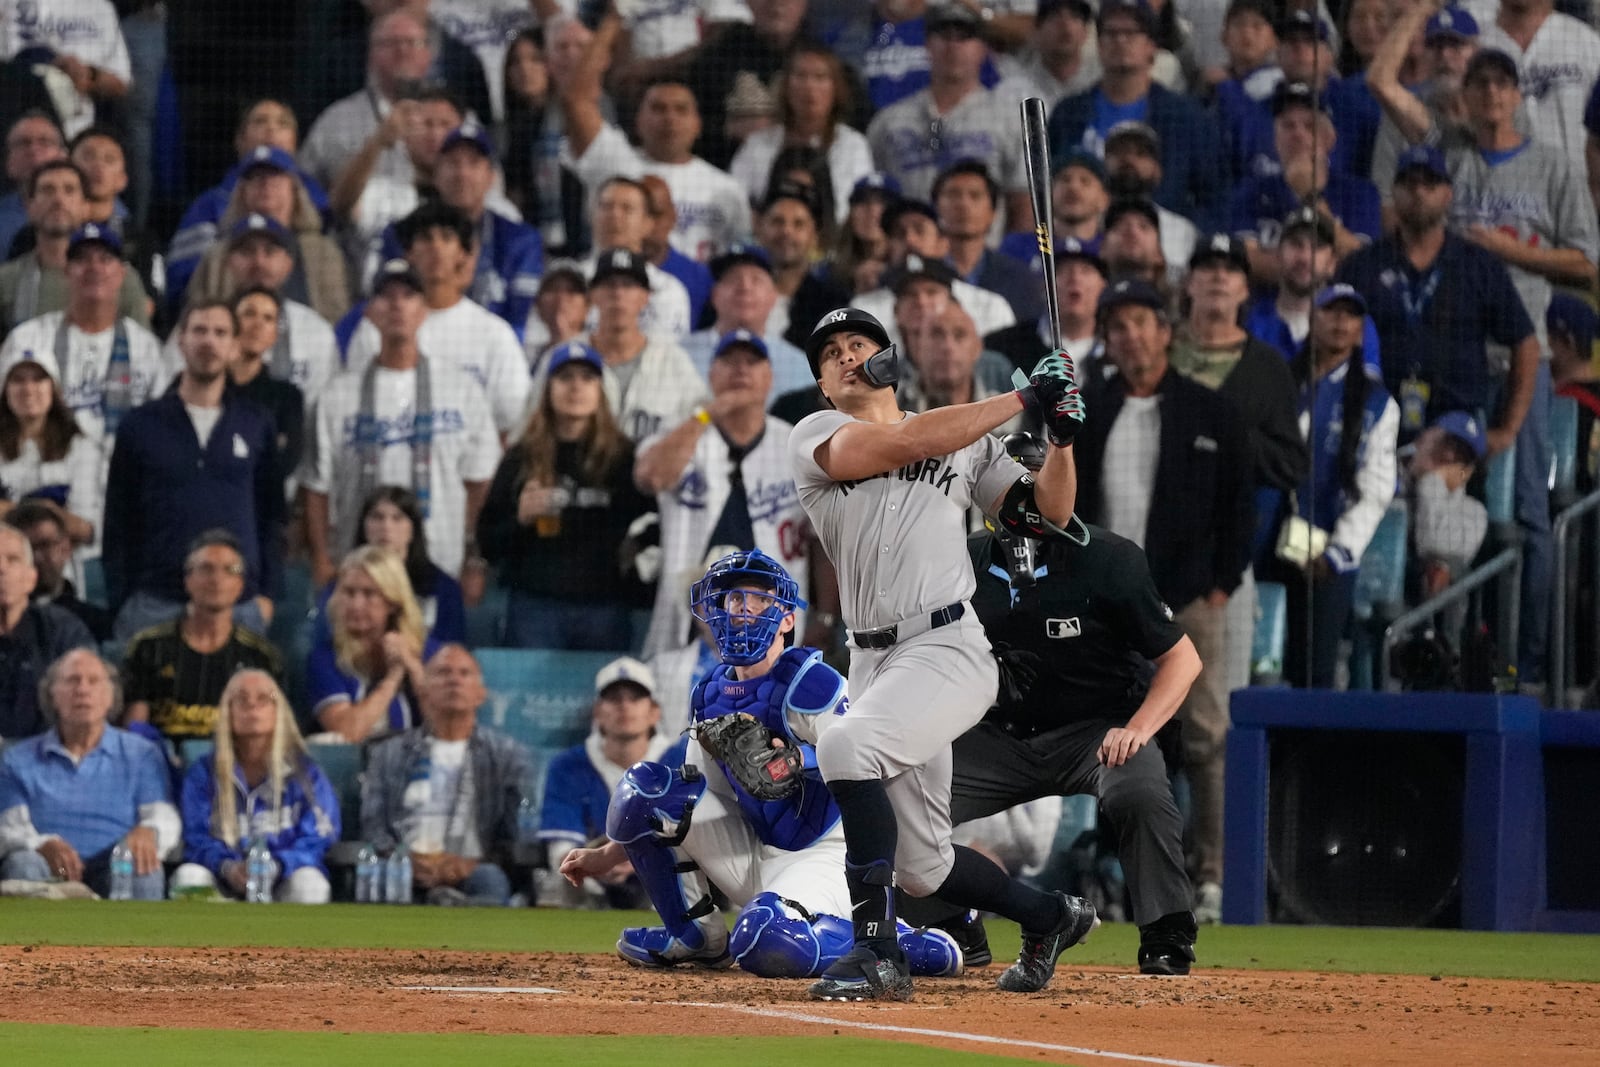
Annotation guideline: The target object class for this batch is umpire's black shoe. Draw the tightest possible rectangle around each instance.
[809,944,913,1002]
[997,892,1099,993]
[1137,911,1198,976]
[935,909,992,968]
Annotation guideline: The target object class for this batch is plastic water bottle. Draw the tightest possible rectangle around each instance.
[385,844,412,904]
[517,796,538,845]
[245,837,274,903]
[354,844,380,903]
[108,842,135,900]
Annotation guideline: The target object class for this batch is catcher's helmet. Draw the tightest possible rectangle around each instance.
[690,549,808,666]
[804,307,901,388]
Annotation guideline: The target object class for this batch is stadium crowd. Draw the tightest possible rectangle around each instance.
[2,0,1599,926]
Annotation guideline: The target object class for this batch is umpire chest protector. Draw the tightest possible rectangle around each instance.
[691,647,843,851]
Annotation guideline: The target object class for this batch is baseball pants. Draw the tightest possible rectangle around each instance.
[681,784,851,918]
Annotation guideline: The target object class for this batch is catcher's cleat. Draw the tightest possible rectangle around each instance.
[1138,911,1197,976]
[897,920,964,977]
[617,924,733,970]
[808,944,913,1001]
[996,892,1099,993]
[934,909,992,968]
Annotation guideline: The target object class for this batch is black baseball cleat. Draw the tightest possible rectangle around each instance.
[1137,911,1198,976]
[996,892,1099,993]
[808,944,914,1002]
[935,909,992,968]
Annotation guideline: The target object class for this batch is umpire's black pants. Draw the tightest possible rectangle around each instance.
[901,719,1192,928]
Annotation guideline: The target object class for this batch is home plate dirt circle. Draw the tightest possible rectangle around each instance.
[3,945,1594,1066]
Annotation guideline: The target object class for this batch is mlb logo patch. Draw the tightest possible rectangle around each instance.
[1046,617,1082,639]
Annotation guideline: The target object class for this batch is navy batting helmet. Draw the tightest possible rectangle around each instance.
[690,549,808,665]
[804,307,901,388]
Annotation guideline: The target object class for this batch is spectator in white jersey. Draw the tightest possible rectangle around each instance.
[682,243,813,404]
[0,345,102,553]
[0,0,131,138]
[299,258,501,587]
[479,341,653,650]
[344,203,531,439]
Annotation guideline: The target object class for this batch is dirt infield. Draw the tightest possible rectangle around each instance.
[3,944,1594,1065]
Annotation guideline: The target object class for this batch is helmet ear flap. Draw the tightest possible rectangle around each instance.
[858,343,901,389]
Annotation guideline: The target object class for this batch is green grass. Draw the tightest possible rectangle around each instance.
[0,1027,1030,1066]
[2,899,1596,982]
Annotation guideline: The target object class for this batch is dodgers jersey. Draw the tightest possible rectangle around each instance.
[788,408,1027,632]
[0,312,167,449]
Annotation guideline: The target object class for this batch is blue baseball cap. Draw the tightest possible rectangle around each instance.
[1057,235,1107,276]
[1278,8,1332,41]
[1053,146,1106,183]
[1426,6,1480,42]
[239,144,296,177]
[849,173,901,204]
[1395,144,1449,182]
[228,212,290,249]
[714,328,769,360]
[1097,277,1165,316]
[1315,283,1367,314]
[1099,0,1156,35]
[710,242,772,281]
[441,119,494,158]
[371,257,424,295]
[1431,410,1487,460]
[66,222,124,260]
[1547,292,1599,352]
[544,340,605,377]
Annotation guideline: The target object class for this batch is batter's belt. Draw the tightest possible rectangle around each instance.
[847,601,967,650]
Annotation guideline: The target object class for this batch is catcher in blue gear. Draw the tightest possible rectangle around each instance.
[559,549,964,979]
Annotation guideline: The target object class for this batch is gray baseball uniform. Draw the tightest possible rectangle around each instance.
[787,408,1029,894]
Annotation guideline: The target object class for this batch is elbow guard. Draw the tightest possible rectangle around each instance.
[995,475,1055,539]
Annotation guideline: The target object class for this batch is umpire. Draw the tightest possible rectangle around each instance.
[903,432,1203,975]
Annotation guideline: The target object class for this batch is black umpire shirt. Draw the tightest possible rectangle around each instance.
[967,524,1185,734]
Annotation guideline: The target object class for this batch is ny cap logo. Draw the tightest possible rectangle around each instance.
[905,254,924,272]
[246,213,268,229]
[821,310,849,326]
[612,250,629,267]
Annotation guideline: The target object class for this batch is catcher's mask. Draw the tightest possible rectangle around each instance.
[690,548,808,666]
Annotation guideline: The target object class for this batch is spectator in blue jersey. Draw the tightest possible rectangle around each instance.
[1047,0,1222,229]
[171,669,339,903]
[165,99,329,314]
[1324,0,1388,181]
[0,648,176,899]
[1247,206,1382,370]
[935,158,1043,324]
[1213,0,1283,184]
[102,300,285,645]
[361,645,529,906]
[309,546,441,743]
[376,120,543,340]
[539,656,686,908]
[1272,285,1399,688]
[1230,81,1380,283]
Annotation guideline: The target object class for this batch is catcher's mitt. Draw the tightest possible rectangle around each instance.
[692,713,803,801]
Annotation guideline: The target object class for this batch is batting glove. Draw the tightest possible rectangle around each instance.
[1017,350,1086,447]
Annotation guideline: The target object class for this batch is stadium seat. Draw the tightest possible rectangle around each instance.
[177,739,214,768]
[268,559,317,715]
[465,584,508,648]
[475,648,625,753]
[1349,504,1410,690]
[80,557,107,609]
[1252,581,1287,685]
[308,742,364,842]
[1551,395,1579,509]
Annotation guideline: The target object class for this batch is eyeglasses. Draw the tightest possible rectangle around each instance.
[186,561,245,577]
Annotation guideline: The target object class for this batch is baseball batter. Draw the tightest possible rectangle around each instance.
[789,307,1098,1001]
[558,550,962,980]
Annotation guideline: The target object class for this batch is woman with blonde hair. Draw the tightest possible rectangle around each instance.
[307,546,438,741]
[171,669,339,902]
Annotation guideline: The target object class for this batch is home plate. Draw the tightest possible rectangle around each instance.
[401,985,565,995]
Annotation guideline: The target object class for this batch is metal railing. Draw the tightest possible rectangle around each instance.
[1380,545,1522,692]
[1550,488,1600,709]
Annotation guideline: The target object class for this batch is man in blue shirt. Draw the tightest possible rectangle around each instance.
[1247,205,1382,369]
[0,648,178,899]
[1047,0,1223,229]
[1213,0,1284,183]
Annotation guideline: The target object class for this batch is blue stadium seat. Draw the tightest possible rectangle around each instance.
[1551,394,1579,503]
[269,560,316,715]
[475,648,625,753]
[1485,443,1517,526]
[465,584,508,648]
[177,739,214,768]
[308,742,364,841]
[80,557,107,609]
[1252,581,1287,685]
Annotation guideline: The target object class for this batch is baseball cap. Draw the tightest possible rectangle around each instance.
[1271,80,1318,116]
[887,253,958,295]
[714,328,770,360]
[1224,0,1276,26]
[1037,0,1094,22]
[1053,146,1107,183]
[1315,283,1367,314]
[1057,235,1108,276]
[1426,6,1480,43]
[763,178,821,223]
[3,349,62,385]
[440,119,494,158]
[1104,120,1160,155]
[710,242,772,281]
[66,222,124,260]
[239,144,296,177]
[1281,204,1336,244]
[927,0,985,33]
[1547,292,1599,352]
[591,247,652,288]
[544,340,605,377]
[1189,233,1249,274]
[371,257,424,295]
[1465,48,1519,87]
[850,172,901,205]
[1431,410,1487,461]
[228,212,290,250]
[1277,9,1331,41]
[1394,143,1450,183]
[1099,0,1156,35]
[595,656,657,698]
[1104,197,1161,233]
[1097,277,1165,315]
[881,198,940,237]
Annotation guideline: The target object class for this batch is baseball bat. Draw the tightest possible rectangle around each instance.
[1021,96,1062,354]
